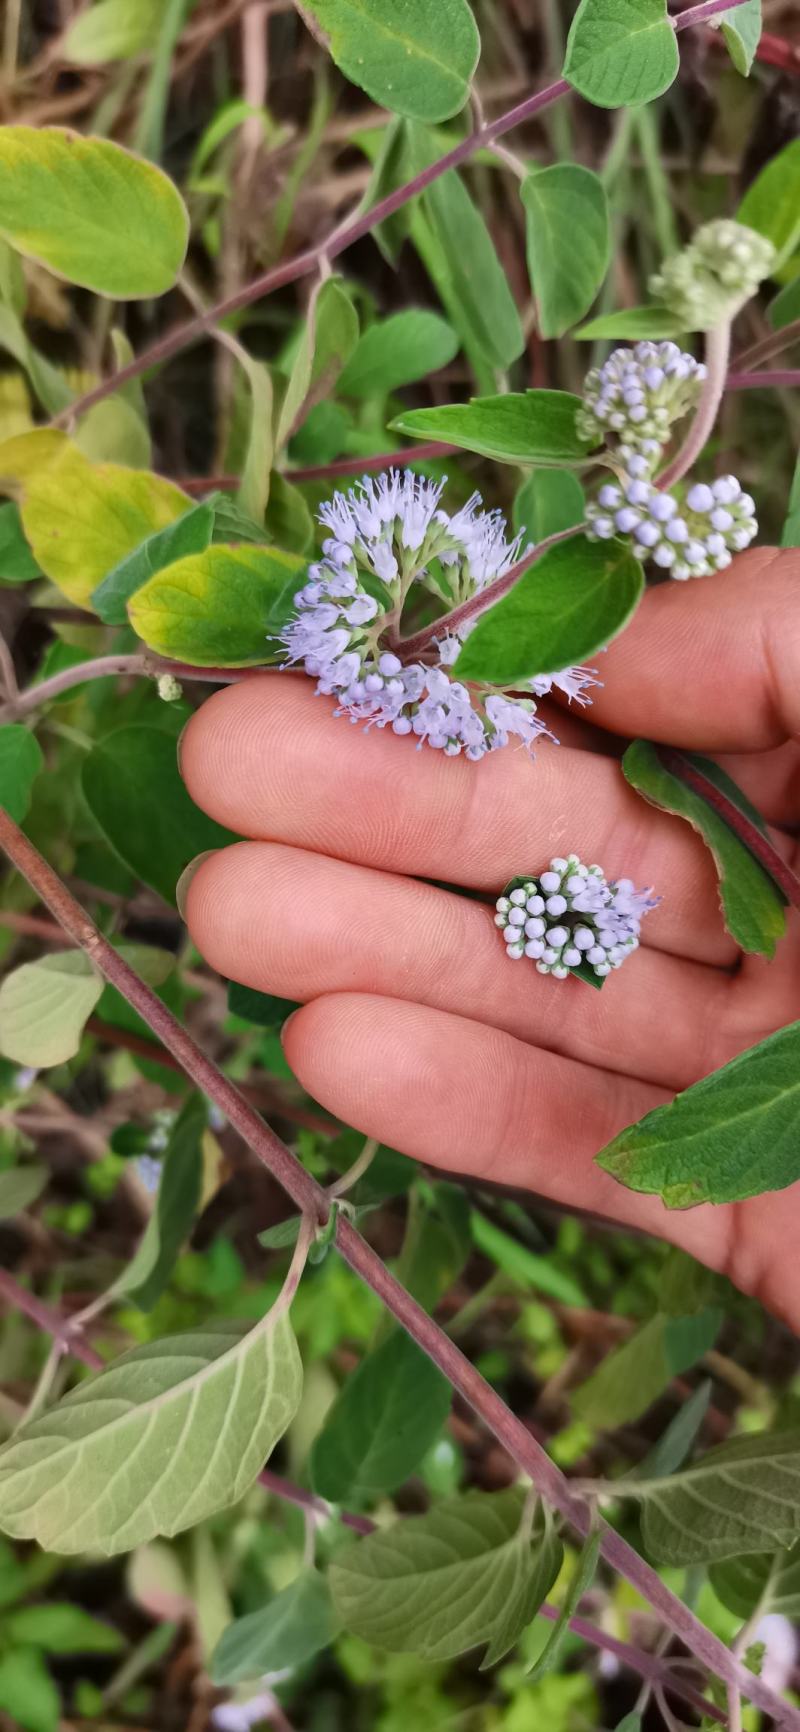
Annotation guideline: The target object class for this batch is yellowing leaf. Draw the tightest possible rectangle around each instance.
[0,951,103,1067]
[0,127,188,299]
[17,442,189,606]
[129,543,305,665]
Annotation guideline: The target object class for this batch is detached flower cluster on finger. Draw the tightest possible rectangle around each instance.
[275,220,768,983]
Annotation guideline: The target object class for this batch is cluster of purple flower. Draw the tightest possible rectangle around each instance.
[278,470,597,758]
[576,341,707,463]
[587,461,757,579]
[495,855,658,980]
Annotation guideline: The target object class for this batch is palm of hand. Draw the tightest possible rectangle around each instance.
[181,548,800,1331]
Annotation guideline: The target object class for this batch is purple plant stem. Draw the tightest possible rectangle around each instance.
[49,0,748,432]
[726,369,800,392]
[658,321,732,491]
[0,811,791,1721]
[172,444,460,494]
[657,748,800,910]
[0,1268,103,1371]
[0,653,268,723]
[732,318,800,374]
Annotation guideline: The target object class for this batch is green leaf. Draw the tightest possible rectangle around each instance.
[454,537,642,685]
[782,452,800,549]
[208,492,270,546]
[0,305,73,415]
[295,0,480,123]
[391,391,589,465]
[276,278,359,449]
[0,1165,48,1219]
[0,1313,302,1556]
[16,439,190,608]
[128,543,305,666]
[711,1543,800,1620]
[62,0,163,62]
[632,1429,800,1564]
[635,1381,712,1480]
[0,952,103,1067]
[74,393,152,470]
[737,140,800,272]
[714,0,762,75]
[6,1603,123,1654]
[597,1021,800,1208]
[621,740,787,957]
[572,1310,719,1429]
[263,473,314,554]
[526,1528,601,1681]
[81,726,235,904]
[91,503,214,625]
[114,1094,206,1310]
[564,0,679,109]
[0,1647,60,1732]
[228,983,300,1028]
[396,1187,471,1314]
[409,129,524,371]
[0,501,40,583]
[311,1331,451,1503]
[522,166,610,337]
[0,725,44,822]
[0,126,188,298]
[513,470,585,546]
[339,309,459,398]
[614,1718,643,1732]
[211,1570,338,1685]
[234,349,274,526]
[470,1210,587,1306]
[574,305,684,340]
[768,274,800,333]
[330,1489,562,1664]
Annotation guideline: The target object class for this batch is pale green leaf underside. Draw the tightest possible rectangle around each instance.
[62,0,163,64]
[598,1021,800,1208]
[563,0,679,109]
[0,1315,302,1555]
[0,951,103,1067]
[634,1429,800,1564]
[296,0,480,123]
[711,1542,800,1619]
[715,0,762,75]
[331,1489,561,1664]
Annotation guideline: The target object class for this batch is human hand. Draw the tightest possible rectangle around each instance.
[179,546,800,1329]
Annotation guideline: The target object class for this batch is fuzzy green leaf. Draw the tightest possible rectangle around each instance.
[711,1543,800,1620]
[330,1489,563,1663]
[714,0,762,75]
[513,470,586,545]
[0,1314,302,1555]
[311,1331,451,1503]
[0,1165,48,1220]
[211,1570,338,1685]
[621,741,786,957]
[91,503,214,625]
[0,126,188,298]
[522,166,610,337]
[632,1429,800,1564]
[526,1528,601,1681]
[574,305,684,340]
[129,543,305,666]
[564,0,679,108]
[737,139,800,271]
[276,277,359,447]
[0,725,44,822]
[0,502,40,584]
[114,1094,206,1310]
[81,726,235,904]
[62,0,164,63]
[5,1603,123,1654]
[391,391,589,465]
[339,309,458,398]
[454,537,642,685]
[295,0,480,123]
[598,1021,800,1207]
[0,952,103,1067]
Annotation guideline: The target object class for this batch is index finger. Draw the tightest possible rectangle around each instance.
[179,674,735,965]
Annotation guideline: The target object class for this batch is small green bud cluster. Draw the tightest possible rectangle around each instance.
[649,219,776,330]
